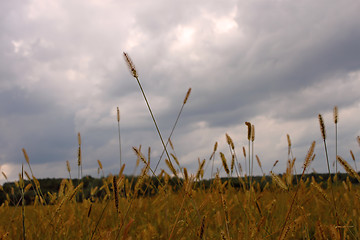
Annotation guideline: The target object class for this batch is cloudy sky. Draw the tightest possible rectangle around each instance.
[1,0,360,183]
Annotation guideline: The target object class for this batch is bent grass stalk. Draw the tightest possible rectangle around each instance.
[123,52,174,173]
[117,107,122,170]
[154,88,191,173]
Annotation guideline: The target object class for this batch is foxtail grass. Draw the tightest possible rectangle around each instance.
[154,87,192,173]
[318,114,341,235]
[278,141,315,239]
[77,132,82,179]
[334,106,338,173]
[123,52,174,173]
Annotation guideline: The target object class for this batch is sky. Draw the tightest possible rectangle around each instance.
[1,0,360,183]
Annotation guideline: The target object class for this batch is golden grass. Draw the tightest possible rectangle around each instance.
[1,53,359,239]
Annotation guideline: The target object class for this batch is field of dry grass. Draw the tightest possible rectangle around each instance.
[1,53,359,239]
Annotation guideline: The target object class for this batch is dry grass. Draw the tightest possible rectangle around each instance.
[1,54,359,239]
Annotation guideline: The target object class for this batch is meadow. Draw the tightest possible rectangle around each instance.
[0,53,360,239]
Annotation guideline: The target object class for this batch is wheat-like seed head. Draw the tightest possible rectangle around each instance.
[225,134,235,150]
[97,160,103,170]
[119,164,125,176]
[287,134,291,155]
[230,154,235,173]
[357,136,360,146]
[77,132,81,145]
[165,159,177,177]
[318,114,326,140]
[132,147,147,165]
[113,176,119,213]
[22,148,30,165]
[24,171,31,180]
[197,215,206,239]
[169,138,174,151]
[213,142,218,152]
[117,107,120,122]
[256,155,262,168]
[196,159,205,179]
[183,168,188,182]
[273,160,279,168]
[66,160,71,173]
[242,146,246,158]
[245,122,251,141]
[350,150,355,161]
[337,155,360,182]
[287,134,291,147]
[270,171,288,190]
[303,141,316,171]
[311,179,330,203]
[220,152,230,175]
[183,88,191,104]
[333,106,338,124]
[251,125,255,142]
[78,147,81,166]
[123,52,138,78]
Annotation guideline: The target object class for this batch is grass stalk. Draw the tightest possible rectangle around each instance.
[117,107,122,170]
[154,88,191,173]
[123,52,173,172]
[318,114,341,235]
[21,163,26,240]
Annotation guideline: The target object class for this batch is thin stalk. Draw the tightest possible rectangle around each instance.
[334,106,338,173]
[154,88,191,173]
[117,107,122,170]
[319,114,341,236]
[21,164,26,240]
[278,141,315,239]
[123,52,175,175]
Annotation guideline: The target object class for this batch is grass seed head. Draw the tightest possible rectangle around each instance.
[66,160,71,173]
[337,155,360,182]
[183,88,191,104]
[251,125,255,142]
[270,171,288,190]
[350,150,355,161]
[303,141,316,171]
[214,142,218,152]
[123,52,138,78]
[318,114,326,140]
[245,122,251,141]
[333,106,338,124]
[97,160,103,170]
[22,148,30,165]
[220,152,230,175]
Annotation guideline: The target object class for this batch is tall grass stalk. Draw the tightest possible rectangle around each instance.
[154,88,191,173]
[21,163,26,240]
[245,122,251,181]
[278,141,315,239]
[77,132,82,179]
[117,107,122,170]
[334,106,338,173]
[318,114,340,234]
[22,148,46,205]
[123,52,173,171]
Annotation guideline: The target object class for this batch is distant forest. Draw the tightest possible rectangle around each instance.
[0,173,358,206]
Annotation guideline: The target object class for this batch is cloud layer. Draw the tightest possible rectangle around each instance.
[1,0,360,182]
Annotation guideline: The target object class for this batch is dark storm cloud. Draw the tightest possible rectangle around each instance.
[1,0,360,182]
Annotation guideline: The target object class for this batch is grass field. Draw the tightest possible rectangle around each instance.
[1,53,359,239]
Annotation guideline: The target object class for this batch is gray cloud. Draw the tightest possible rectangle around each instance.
[1,0,360,182]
